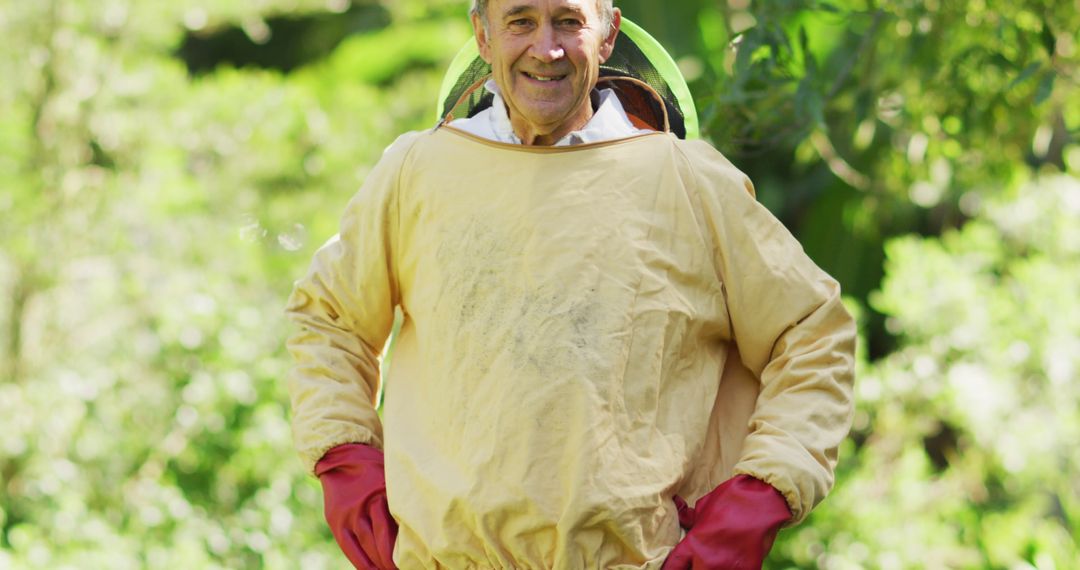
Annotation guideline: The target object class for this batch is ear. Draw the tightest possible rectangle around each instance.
[598,9,621,64]
[472,12,493,64]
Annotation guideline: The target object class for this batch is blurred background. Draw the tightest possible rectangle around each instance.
[1,0,1077,568]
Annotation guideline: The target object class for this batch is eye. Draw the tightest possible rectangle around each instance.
[508,18,534,30]
[558,18,584,29]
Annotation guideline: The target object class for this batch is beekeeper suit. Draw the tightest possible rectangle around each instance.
[286,2,855,569]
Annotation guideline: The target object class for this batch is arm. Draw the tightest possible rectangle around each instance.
[666,141,855,568]
[711,170,855,526]
[286,132,418,473]
[286,133,420,569]
[682,140,855,522]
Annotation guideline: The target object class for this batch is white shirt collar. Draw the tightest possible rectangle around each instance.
[449,79,650,146]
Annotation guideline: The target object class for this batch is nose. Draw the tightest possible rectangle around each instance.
[528,21,565,62]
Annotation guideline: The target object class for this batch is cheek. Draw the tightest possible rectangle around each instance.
[569,44,600,69]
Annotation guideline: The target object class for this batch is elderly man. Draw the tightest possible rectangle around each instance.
[286,0,856,568]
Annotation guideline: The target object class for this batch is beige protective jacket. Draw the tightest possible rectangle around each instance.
[286,127,856,569]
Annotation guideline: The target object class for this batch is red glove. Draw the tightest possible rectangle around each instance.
[315,443,398,569]
[663,475,791,570]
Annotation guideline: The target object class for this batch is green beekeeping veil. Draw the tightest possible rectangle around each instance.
[435,17,700,140]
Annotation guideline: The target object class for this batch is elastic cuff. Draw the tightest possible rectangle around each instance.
[298,426,382,475]
[731,468,802,525]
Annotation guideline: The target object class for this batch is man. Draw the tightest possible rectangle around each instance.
[286,0,856,568]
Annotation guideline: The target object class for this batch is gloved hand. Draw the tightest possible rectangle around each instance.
[662,475,791,570]
[315,443,398,570]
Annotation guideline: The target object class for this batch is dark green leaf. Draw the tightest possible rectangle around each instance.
[796,77,825,128]
[733,35,757,86]
[1035,71,1056,104]
[1008,62,1042,90]
[1040,21,1056,56]
[799,26,818,77]
[990,52,1013,69]
[854,89,873,123]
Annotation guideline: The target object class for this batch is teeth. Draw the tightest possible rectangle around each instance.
[527,73,562,82]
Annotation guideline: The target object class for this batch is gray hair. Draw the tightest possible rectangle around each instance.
[470,0,615,32]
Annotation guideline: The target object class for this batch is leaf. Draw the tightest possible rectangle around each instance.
[1035,71,1056,105]
[1040,21,1056,56]
[853,88,874,123]
[1007,62,1041,90]
[990,52,1013,69]
[800,25,818,76]
[796,77,825,128]
[733,33,757,86]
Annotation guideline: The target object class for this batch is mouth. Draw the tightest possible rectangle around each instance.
[522,71,568,83]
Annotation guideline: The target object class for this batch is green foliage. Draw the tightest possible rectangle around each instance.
[695,0,1078,197]
[1,0,1078,568]
[0,0,465,567]
[770,175,1080,568]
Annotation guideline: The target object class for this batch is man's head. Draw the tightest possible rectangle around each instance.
[470,0,621,146]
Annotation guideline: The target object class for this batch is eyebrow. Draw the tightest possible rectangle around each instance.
[501,5,533,18]
[501,4,587,19]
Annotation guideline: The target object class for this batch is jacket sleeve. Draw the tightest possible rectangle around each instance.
[285,133,419,474]
[678,141,856,524]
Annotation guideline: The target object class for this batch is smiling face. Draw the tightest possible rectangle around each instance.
[473,0,621,145]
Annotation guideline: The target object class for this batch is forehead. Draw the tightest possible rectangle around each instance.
[487,0,599,17]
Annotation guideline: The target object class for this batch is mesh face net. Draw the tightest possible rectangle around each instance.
[437,18,698,140]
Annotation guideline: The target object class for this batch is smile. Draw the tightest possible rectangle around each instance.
[523,72,567,82]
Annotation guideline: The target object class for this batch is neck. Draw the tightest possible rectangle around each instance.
[511,109,594,146]
[507,90,601,146]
